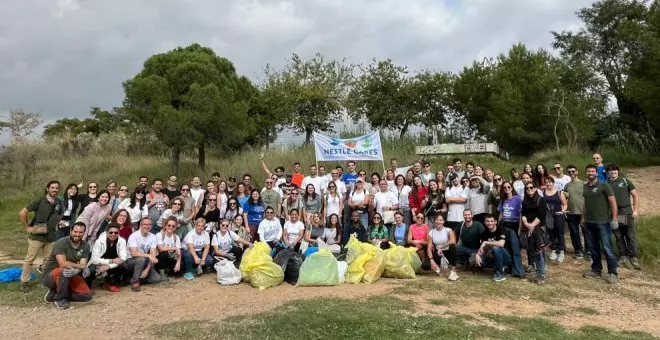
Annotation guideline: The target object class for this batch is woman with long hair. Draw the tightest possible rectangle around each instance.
[542,177,568,263]
[303,212,325,248]
[521,182,548,284]
[216,181,229,216]
[322,213,342,246]
[435,171,447,191]
[348,179,371,229]
[390,212,409,246]
[369,172,381,196]
[302,184,321,225]
[195,193,221,238]
[467,176,490,225]
[322,181,343,224]
[234,183,249,209]
[384,169,396,192]
[282,209,306,251]
[118,187,148,229]
[212,219,252,267]
[511,168,525,197]
[282,189,305,221]
[243,190,265,242]
[488,174,504,220]
[223,197,243,221]
[369,213,390,249]
[424,180,446,224]
[159,197,187,238]
[424,214,459,281]
[110,185,130,215]
[523,164,534,177]
[405,169,414,186]
[77,190,112,245]
[408,212,430,261]
[408,176,428,221]
[394,175,412,226]
[78,182,98,214]
[112,209,133,241]
[57,183,80,239]
[230,214,250,244]
[155,216,182,281]
[534,164,549,190]
[178,184,197,232]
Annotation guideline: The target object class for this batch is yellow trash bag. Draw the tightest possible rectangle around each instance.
[248,261,284,290]
[362,251,386,283]
[345,235,369,264]
[297,249,340,286]
[407,247,423,274]
[239,242,272,283]
[345,252,374,284]
[383,246,416,279]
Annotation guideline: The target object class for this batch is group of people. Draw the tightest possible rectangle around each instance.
[18,152,640,309]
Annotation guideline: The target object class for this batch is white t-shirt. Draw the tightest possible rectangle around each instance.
[157,233,181,249]
[445,186,468,222]
[118,198,149,223]
[190,188,205,206]
[211,231,240,253]
[322,179,346,196]
[394,166,410,177]
[429,227,451,247]
[258,218,282,242]
[302,176,325,196]
[373,191,398,215]
[158,209,184,227]
[283,221,306,246]
[395,185,412,210]
[126,231,158,259]
[350,189,368,205]
[553,175,571,191]
[184,230,210,251]
[324,193,342,217]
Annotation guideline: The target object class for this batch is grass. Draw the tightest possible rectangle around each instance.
[151,295,657,340]
[637,216,660,269]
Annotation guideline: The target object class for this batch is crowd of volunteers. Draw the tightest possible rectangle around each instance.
[18,153,640,309]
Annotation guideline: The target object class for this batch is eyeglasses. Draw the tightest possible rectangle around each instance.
[107,231,119,235]
[494,178,503,181]
[221,224,229,227]
[265,211,274,215]
[172,202,181,205]
[553,166,562,170]
[181,188,189,191]
[266,181,274,184]
[229,202,237,205]
[424,165,430,168]
[568,170,576,174]
[89,186,97,189]
[119,188,128,192]
[208,199,217,202]
[167,224,176,228]
[136,192,145,196]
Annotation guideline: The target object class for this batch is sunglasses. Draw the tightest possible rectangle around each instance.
[208,199,217,202]
[568,170,576,174]
[172,202,181,205]
[266,181,274,184]
[181,188,190,191]
[494,178,503,181]
[221,224,229,227]
[328,185,336,188]
[107,231,119,235]
[373,217,381,220]
[416,216,424,219]
[265,211,274,215]
[136,192,145,196]
[525,186,535,190]
[89,186,97,189]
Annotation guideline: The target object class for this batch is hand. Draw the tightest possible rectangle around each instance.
[260,152,264,160]
[194,257,201,265]
[224,253,237,261]
[474,254,483,267]
[82,267,91,278]
[112,258,123,265]
[174,262,181,272]
[149,255,158,264]
[98,264,109,273]
[633,211,639,219]
[140,267,149,279]
[610,219,619,230]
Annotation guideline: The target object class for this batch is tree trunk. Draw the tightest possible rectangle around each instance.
[305,128,313,144]
[171,146,181,177]
[198,142,206,170]
[399,122,409,140]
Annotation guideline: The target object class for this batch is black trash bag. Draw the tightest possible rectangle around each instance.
[334,247,348,262]
[285,252,305,285]
[274,249,295,272]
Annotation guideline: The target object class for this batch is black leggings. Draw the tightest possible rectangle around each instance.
[155,251,179,272]
[422,244,457,269]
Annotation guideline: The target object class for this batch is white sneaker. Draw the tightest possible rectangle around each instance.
[196,264,203,275]
[448,270,458,281]
[434,267,442,276]
[557,251,565,263]
[549,251,558,261]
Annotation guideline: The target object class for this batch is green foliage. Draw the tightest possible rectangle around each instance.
[262,53,353,143]
[43,107,132,139]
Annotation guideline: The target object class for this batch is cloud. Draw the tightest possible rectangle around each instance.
[0,0,594,139]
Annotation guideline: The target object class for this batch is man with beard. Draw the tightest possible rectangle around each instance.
[42,222,92,309]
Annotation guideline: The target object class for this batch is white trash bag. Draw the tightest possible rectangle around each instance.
[317,239,341,254]
[215,257,242,285]
[337,261,348,284]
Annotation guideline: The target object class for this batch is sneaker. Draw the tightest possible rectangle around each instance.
[184,272,194,281]
[617,256,629,267]
[533,276,546,285]
[159,269,168,283]
[525,265,535,273]
[44,288,56,303]
[575,252,584,260]
[583,271,601,278]
[607,273,620,285]
[54,299,70,310]
[103,283,120,293]
[448,270,459,281]
[196,264,203,275]
[630,258,641,270]
[131,282,141,292]
[549,251,558,261]
[557,251,565,263]
[36,264,44,275]
[492,273,506,282]
[20,282,29,293]
[433,267,442,276]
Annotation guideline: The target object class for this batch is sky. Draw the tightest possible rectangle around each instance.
[0,0,596,144]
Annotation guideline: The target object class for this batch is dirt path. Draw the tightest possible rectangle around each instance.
[624,166,660,216]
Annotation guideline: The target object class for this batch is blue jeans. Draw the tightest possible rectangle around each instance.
[566,214,592,255]
[535,250,546,277]
[585,222,618,275]
[456,245,477,264]
[504,228,525,277]
[357,211,368,231]
[481,246,513,275]
[182,249,214,274]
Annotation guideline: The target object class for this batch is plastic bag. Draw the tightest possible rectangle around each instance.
[0,267,35,283]
[215,258,242,285]
[275,249,305,285]
[248,261,284,290]
[317,239,341,253]
[304,247,319,257]
[297,249,340,286]
[345,235,364,264]
[337,261,348,284]
[240,242,272,282]
[383,246,416,279]
[345,252,374,284]
[362,251,385,283]
[408,248,423,274]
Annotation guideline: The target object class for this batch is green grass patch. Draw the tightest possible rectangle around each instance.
[637,216,660,270]
[0,265,46,307]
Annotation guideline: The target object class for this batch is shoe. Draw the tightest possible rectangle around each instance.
[433,267,442,276]
[583,271,601,278]
[525,265,535,273]
[575,252,584,260]
[20,282,29,293]
[54,299,70,310]
[184,272,194,281]
[492,273,506,282]
[447,270,459,281]
[159,269,168,282]
[103,283,120,293]
[131,282,141,292]
[557,251,565,263]
[196,264,203,275]
[630,258,641,270]
[617,256,629,267]
[44,288,56,303]
[549,251,558,261]
[36,264,44,275]
[607,273,619,285]
[533,276,546,285]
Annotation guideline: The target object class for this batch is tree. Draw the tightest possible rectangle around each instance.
[42,107,131,139]
[409,70,455,139]
[6,109,42,143]
[123,44,255,172]
[263,53,353,143]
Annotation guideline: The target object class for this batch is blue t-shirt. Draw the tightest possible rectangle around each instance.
[596,165,608,183]
[393,223,407,246]
[237,195,249,210]
[341,172,359,188]
[244,201,265,225]
[498,195,522,222]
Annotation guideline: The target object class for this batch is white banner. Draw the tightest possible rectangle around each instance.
[313,131,383,161]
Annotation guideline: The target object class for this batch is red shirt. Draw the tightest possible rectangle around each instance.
[292,172,304,187]
[408,186,428,212]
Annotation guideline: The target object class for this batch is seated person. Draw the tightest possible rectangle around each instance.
[282,209,306,251]
[423,214,459,281]
[342,211,369,244]
[408,213,429,260]
[303,212,325,248]
[474,214,513,282]
[320,213,342,248]
[123,217,162,291]
[155,216,183,281]
[369,213,390,249]
[257,207,283,248]
[212,219,252,267]
[42,222,93,309]
[182,218,214,281]
[88,222,128,292]
[455,209,485,265]
[390,212,409,246]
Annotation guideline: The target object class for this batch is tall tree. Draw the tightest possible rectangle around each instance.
[409,70,455,138]
[263,53,353,143]
[6,109,42,143]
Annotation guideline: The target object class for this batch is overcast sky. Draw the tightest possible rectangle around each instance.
[0,0,595,144]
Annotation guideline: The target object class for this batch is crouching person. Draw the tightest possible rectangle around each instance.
[122,217,161,292]
[42,222,93,309]
[212,219,252,267]
[88,223,128,292]
[182,218,214,281]
[155,216,182,281]
[474,215,513,282]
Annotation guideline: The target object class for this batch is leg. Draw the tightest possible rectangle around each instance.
[612,226,626,258]
[68,276,92,302]
[359,212,368,231]
[535,250,546,278]
[504,228,524,277]
[403,210,412,227]
[491,247,512,275]
[554,214,566,252]
[566,214,583,256]
[441,245,457,267]
[182,249,194,274]
[455,245,476,265]
[599,223,618,275]
[586,223,603,274]
[624,217,639,259]
[229,246,244,266]
[248,224,258,242]
[21,239,44,283]
[582,223,593,260]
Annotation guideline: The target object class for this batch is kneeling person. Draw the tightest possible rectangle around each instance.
[475,215,512,282]
[123,217,161,292]
[89,223,128,292]
[155,216,183,281]
[182,218,214,280]
[212,219,252,267]
[42,222,93,309]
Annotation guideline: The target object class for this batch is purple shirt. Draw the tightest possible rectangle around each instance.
[499,195,522,222]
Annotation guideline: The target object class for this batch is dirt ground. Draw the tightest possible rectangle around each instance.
[1,167,659,339]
